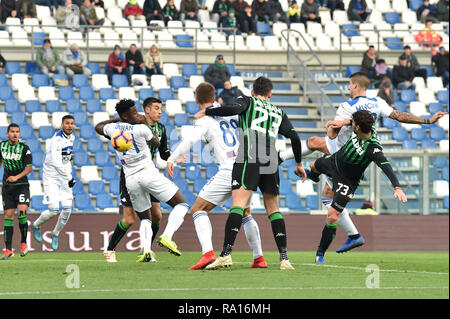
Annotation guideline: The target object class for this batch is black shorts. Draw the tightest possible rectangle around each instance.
[1,184,30,210]
[231,161,280,195]
[119,170,159,208]
[314,156,358,213]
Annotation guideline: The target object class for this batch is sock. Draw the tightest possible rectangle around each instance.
[107,220,129,251]
[52,206,71,236]
[279,140,313,162]
[338,208,359,236]
[269,212,288,261]
[317,221,338,255]
[302,139,313,156]
[4,217,14,251]
[242,215,263,259]
[309,169,321,179]
[162,203,189,239]
[17,214,28,244]
[221,206,244,257]
[151,222,160,244]
[193,211,213,255]
[33,209,58,228]
[139,219,153,252]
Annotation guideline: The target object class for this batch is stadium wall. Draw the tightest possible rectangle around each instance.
[17,214,449,253]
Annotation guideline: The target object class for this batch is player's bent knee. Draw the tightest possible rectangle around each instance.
[327,208,340,225]
[136,210,151,220]
[243,207,251,217]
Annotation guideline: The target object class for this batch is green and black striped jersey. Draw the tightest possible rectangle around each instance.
[0,140,32,185]
[145,120,170,161]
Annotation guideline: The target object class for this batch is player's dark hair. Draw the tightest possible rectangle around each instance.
[349,72,371,90]
[62,114,74,122]
[7,123,19,132]
[353,110,375,134]
[252,76,273,97]
[143,97,162,110]
[195,82,215,104]
[115,99,136,116]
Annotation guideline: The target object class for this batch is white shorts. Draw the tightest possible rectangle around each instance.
[325,136,339,155]
[42,175,73,206]
[199,169,251,208]
[125,166,178,212]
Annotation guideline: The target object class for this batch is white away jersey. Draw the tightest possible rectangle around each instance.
[333,96,394,151]
[104,122,155,176]
[43,130,75,180]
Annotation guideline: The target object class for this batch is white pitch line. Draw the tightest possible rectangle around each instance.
[0,286,448,296]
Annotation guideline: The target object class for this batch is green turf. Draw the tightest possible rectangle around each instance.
[0,251,448,299]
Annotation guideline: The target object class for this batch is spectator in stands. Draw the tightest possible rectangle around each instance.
[235,3,256,34]
[204,54,231,89]
[218,80,243,106]
[374,59,390,87]
[62,43,91,79]
[414,19,443,55]
[1,0,18,23]
[91,0,104,8]
[126,44,146,84]
[416,0,439,23]
[392,55,416,91]
[197,0,207,10]
[267,0,287,23]
[34,1,64,9]
[212,0,231,26]
[56,0,81,31]
[287,0,300,23]
[107,45,127,84]
[315,0,327,7]
[436,0,449,22]
[221,8,238,35]
[0,51,6,73]
[80,0,105,30]
[300,0,321,25]
[162,0,180,25]
[377,79,396,107]
[432,46,449,87]
[360,45,377,79]
[347,0,371,22]
[36,39,65,76]
[16,0,37,19]
[124,0,146,23]
[327,0,345,19]
[143,0,164,23]
[144,44,163,76]
[252,0,270,25]
[179,0,200,24]
[402,45,428,80]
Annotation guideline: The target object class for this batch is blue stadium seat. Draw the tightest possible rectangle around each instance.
[280,179,292,195]
[32,32,46,46]
[160,112,170,125]
[257,23,272,36]
[32,74,49,88]
[385,37,403,50]
[95,151,112,166]
[437,90,449,105]
[72,138,83,153]
[75,193,96,211]
[31,195,48,211]
[139,87,155,101]
[45,100,62,113]
[39,126,55,139]
[99,87,115,101]
[411,127,427,141]
[409,0,424,11]
[5,98,21,112]
[158,88,174,101]
[442,166,449,181]
[395,101,408,112]
[305,194,318,210]
[173,113,190,127]
[11,111,27,125]
[205,164,218,179]
[433,157,448,168]
[111,74,128,88]
[96,193,115,209]
[429,102,444,113]
[72,74,89,88]
[384,12,401,24]
[170,76,187,89]
[444,196,449,209]
[185,164,201,181]
[79,124,96,139]
[0,127,6,140]
[193,177,207,193]
[342,24,359,37]
[0,74,8,86]
[392,126,409,141]
[429,169,440,181]
[346,66,360,77]
[87,137,104,153]
[32,151,46,168]
[86,98,102,113]
[0,86,13,101]
[52,74,68,86]
[59,86,75,101]
[287,168,300,182]
[175,34,193,48]
[109,181,120,195]
[382,117,398,129]
[400,89,416,103]
[165,166,181,180]
[227,64,237,76]
[184,190,197,207]
[74,150,91,166]
[5,62,21,75]
[25,61,41,75]
[422,65,434,77]
[421,140,437,149]
[201,64,209,75]
[185,101,200,115]
[285,193,307,211]
[182,64,197,77]
[402,139,418,150]
[102,165,119,181]
[88,180,106,195]
[173,177,189,192]
[20,124,34,139]
[86,62,101,74]
[430,126,446,140]
[70,178,84,195]
[26,138,42,153]
[79,85,95,101]
[66,99,83,113]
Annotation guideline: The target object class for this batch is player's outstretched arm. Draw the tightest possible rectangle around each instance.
[389,110,447,124]
[95,118,120,138]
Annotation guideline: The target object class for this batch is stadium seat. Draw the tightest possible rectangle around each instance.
[429,102,444,113]
[430,126,447,141]
[32,112,50,129]
[80,166,101,184]
[45,100,62,113]
[170,76,187,89]
[444,196,449,209]
[280,179,292,196]
[86,98,103,113]
[25,62,41,75]
[102,165,119,181]
[173,177,189,193]
[409,0,424,11]
[427,77,444,93]
[437,90,449,105]
[112,74,129,89]
[11,112,27,125]
[385,12,401,24]
[185,101,200,115]
[382,117,398,129]
[175,34,193,48]
[305,194,318,210]
[189,75,205,90]
[86,62,101,75]
[79,124,97,140]
[178,87,195,103]
[285,193,307,211]
[442,167,449,182]
[173,113,190,127]
[73,74,89,88]
[0,86,13,101]
[138,88,155,101]
[38,125,55,139]
[185,164,201,181]
[79,86,95,101]
[182,64,198,77]
[66,99,82,113]
[99,87,115,101]
[87,138,104,153]
[32,74,49,88]
[73,111,89,126]
[31,195,48,211]
[4,99,20,113]
[385,37,403,50]
[400,89,416,103]
[32,151,45,168]
[193,177,207,194]
[433,157,449,168]
[205,164,218,179]
[342,24,359,37]
[402,139,418,150]
[151,74,169,91]
[0,74,7,86]
[95,151,112,166]
[109,181,120,196]
[96,193,115,209]
[422,140,437,149]
[256,23,272,36]
[38,86,57,103]
[88,180,106,195]
[346,66,360,77]
[411,127,427,141]
[75,193,96,211]
[392,126,409,141]
[5,62,21,75]
[159,88,175,102]
[59,86,75,101]
[52,74,68,86]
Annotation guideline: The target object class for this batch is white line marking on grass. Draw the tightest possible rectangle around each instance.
[0,286,448,296]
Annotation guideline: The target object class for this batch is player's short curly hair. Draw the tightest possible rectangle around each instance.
[352,110,375,134]
[115,99,136,116]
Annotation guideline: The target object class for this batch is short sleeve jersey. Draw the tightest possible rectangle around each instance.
[0,141,32,185]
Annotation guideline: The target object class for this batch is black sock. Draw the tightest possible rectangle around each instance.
[107,220,129,251]
[309,170,321,179]
[349,234,360,240]
[269,212,289,261]
[4,217,14,251]
[220,206,244,257]
[18,214,28,244]
[151,222,160,244]
[317,221,337,255]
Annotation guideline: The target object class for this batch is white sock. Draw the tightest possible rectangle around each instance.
[52,206,71,236]
[163,203,189,239]
[279,148,294,162]
[33,209,58,228]
[242,215,263,259]
[302,139,313,156]
[193,211,213,255]
[140,219,153,252]
[339,209,359,236]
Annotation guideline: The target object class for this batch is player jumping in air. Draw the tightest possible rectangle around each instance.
[167,82,267,270]
[281,71,447,253]
[0,124,33,259]
[310,110,407,263]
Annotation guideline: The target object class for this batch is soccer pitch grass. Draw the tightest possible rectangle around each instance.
[0,251,447,299]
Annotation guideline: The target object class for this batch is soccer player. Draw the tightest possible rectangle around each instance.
[0,124,33,259]
[281,71,447,253]
[310,110,407,263]
[95,99,189,262]
[195,76,307,270]
[166,82,267,270]
[31,115,76,251]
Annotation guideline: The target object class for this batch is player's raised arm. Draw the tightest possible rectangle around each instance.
[195,96,249,119]
[95,118,120,138]
[389,110,447,124]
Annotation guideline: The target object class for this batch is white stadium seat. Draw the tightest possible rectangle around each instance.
[12,74,30,90]
[439,140,449,151]
[106,99,120,116]
[410,102,429,117]
[433,180,449,197]
[272,22,289,37]
[307,22,323,38]
[31,112,50,129]
[438,114,449,130]
[296,180,316,197]
[413,77,426,92]
[150,74,169,91]
[0,31,11,46]
[121,30,138,48]
[23,18,41,33]
[245,35,264,50]
[92,74,111,90]
[189,75,205,90]
[165,99,183,115]
[0,113,9,126]
[195,32,212,49]
[118,87,137,100]
[263,36,281,50]
[18,86,37,102]
[93,112,110,126]
[427,77,444,93]
[36,5,52,21]
[38,87,57,103]
[177,88,195,104]
[211,34,229,49]
[81,166,101,183]
[131,74,150,87]
[156,31,176,48]
[52,112,69,128]
[163,63,181,79]
[230,76,245,90]
[418,88,437,104]
[29,180,44,197]
[229,35,246,50]
[167,20,185,36]
[86,32,105,48]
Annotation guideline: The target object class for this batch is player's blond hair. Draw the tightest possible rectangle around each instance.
[195,82,215,105]
[349,72,371,90]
